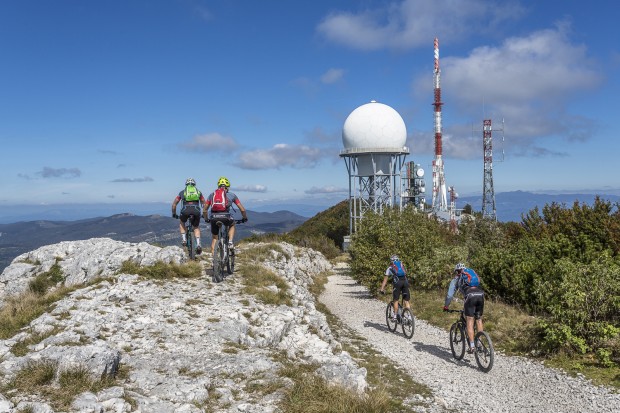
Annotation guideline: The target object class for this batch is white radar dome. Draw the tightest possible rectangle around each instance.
[342,101,407,149]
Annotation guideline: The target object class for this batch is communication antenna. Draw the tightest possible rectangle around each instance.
[482,119,501,220]
[431,37,448,213]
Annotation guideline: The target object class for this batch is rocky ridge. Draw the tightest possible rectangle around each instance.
[0,238,366,412]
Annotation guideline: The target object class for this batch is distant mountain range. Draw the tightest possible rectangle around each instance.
[457,190,620,222]
[2,191,619,272]
[0,210,307,272]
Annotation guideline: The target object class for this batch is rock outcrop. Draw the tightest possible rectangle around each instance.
[0,238,366,413]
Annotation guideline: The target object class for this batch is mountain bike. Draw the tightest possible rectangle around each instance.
[208,216,244,283]
[446,309,494,372]
[385,296,415,339]
[177,216,198,260]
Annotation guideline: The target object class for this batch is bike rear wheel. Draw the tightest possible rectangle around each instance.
[401,307,415,339]
[212,239,226,282]
[386,302,397,332]
[187,232,195,260]
[474,331,494,372]
[450,322,466,360]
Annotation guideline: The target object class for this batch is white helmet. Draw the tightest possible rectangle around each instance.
[455,262,466,272]
[390,255,399,262]
[185,178,196,186]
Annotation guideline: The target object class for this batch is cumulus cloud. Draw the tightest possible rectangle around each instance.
[98,149,119,155]
[111,177,154,183]
[412,24,603,159]
[178,133,238,152]
[234,185,268,193]
[37,167,82,178]
[317,0,523,51]
[320,68,345,84]
[235,144,325,170]
[305,186,348,194]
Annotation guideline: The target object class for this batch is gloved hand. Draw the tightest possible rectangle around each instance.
[443,306,449,312]
[172,213,179,219]
[241,217,248,223]
[380,290,386,295]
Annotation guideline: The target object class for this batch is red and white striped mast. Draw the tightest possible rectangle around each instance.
[432,37,448,212]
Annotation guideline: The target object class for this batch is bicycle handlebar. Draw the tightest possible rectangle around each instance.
[445,309,464,314]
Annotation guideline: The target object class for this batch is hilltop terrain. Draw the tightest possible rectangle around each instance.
[0,210,307,272]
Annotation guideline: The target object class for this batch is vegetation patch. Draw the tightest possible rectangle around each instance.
[29,262,65,296]
[3,359,116,411]
[237,245,292,306]
[118,260,201,279]
[11,326,63,356]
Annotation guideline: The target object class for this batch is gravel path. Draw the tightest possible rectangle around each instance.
[319,264,619,413]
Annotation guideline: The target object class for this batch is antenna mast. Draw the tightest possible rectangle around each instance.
[432,38,448,212]
[482,119,497,220]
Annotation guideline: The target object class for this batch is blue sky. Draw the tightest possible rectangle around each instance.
[1,0,619,214]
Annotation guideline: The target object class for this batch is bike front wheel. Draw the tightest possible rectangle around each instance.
[212,239,226,283]
[474,331,494,372]
[450,322,466,360]
[227,247,235,274]
[386,302,397,332]
[401,307,415,339]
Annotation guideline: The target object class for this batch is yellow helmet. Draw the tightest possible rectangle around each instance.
[217,176,230,188]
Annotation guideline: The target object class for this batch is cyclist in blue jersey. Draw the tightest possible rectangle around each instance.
[443,262,485,353]
[380,255,411,321]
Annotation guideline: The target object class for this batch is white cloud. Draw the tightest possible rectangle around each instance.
[320,68,345,84]
[37,167,82,178]
[235,144,324,170]
[305,186,348,194]
[179,133,238,152]
[235,184,268,193]
[111,177,154,183]
[317,0,523,51]
[412,24,603,159]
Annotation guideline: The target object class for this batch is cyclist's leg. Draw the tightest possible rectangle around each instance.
[464,294,477,348]
[228,219,236,244]
[179,210,189,243]
[210,220,219,254]
[189,212,201,247]
[475,294,485,332]
[391,282,400,316]
[402,280,411,309]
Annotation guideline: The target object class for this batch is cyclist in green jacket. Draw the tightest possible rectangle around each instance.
[171,178,206,254]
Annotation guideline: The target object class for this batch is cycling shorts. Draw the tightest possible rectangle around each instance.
[210,213,234,236]
[392,277,410,302]
[180,205,201,228]
[463,288,485,318]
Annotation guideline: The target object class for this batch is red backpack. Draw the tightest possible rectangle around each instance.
[211,187,230,212]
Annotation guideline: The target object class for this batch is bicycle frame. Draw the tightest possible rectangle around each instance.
[446,308,494,372]
[209,217,244,283]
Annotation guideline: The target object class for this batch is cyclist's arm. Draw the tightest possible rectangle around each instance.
[172,196,181,215]
[444,277,458,307]
[235,199,248,220]
[380,267,392,292]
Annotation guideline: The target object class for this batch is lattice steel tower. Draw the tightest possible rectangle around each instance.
[482,119,496,220]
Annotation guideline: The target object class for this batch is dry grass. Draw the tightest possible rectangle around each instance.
[118,260,202,279]
[3,360,116,411]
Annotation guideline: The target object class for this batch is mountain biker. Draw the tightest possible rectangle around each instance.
[171,178,206,254]
[202,176,248,255]
[443,262,485,353]
[379,255,411,321]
